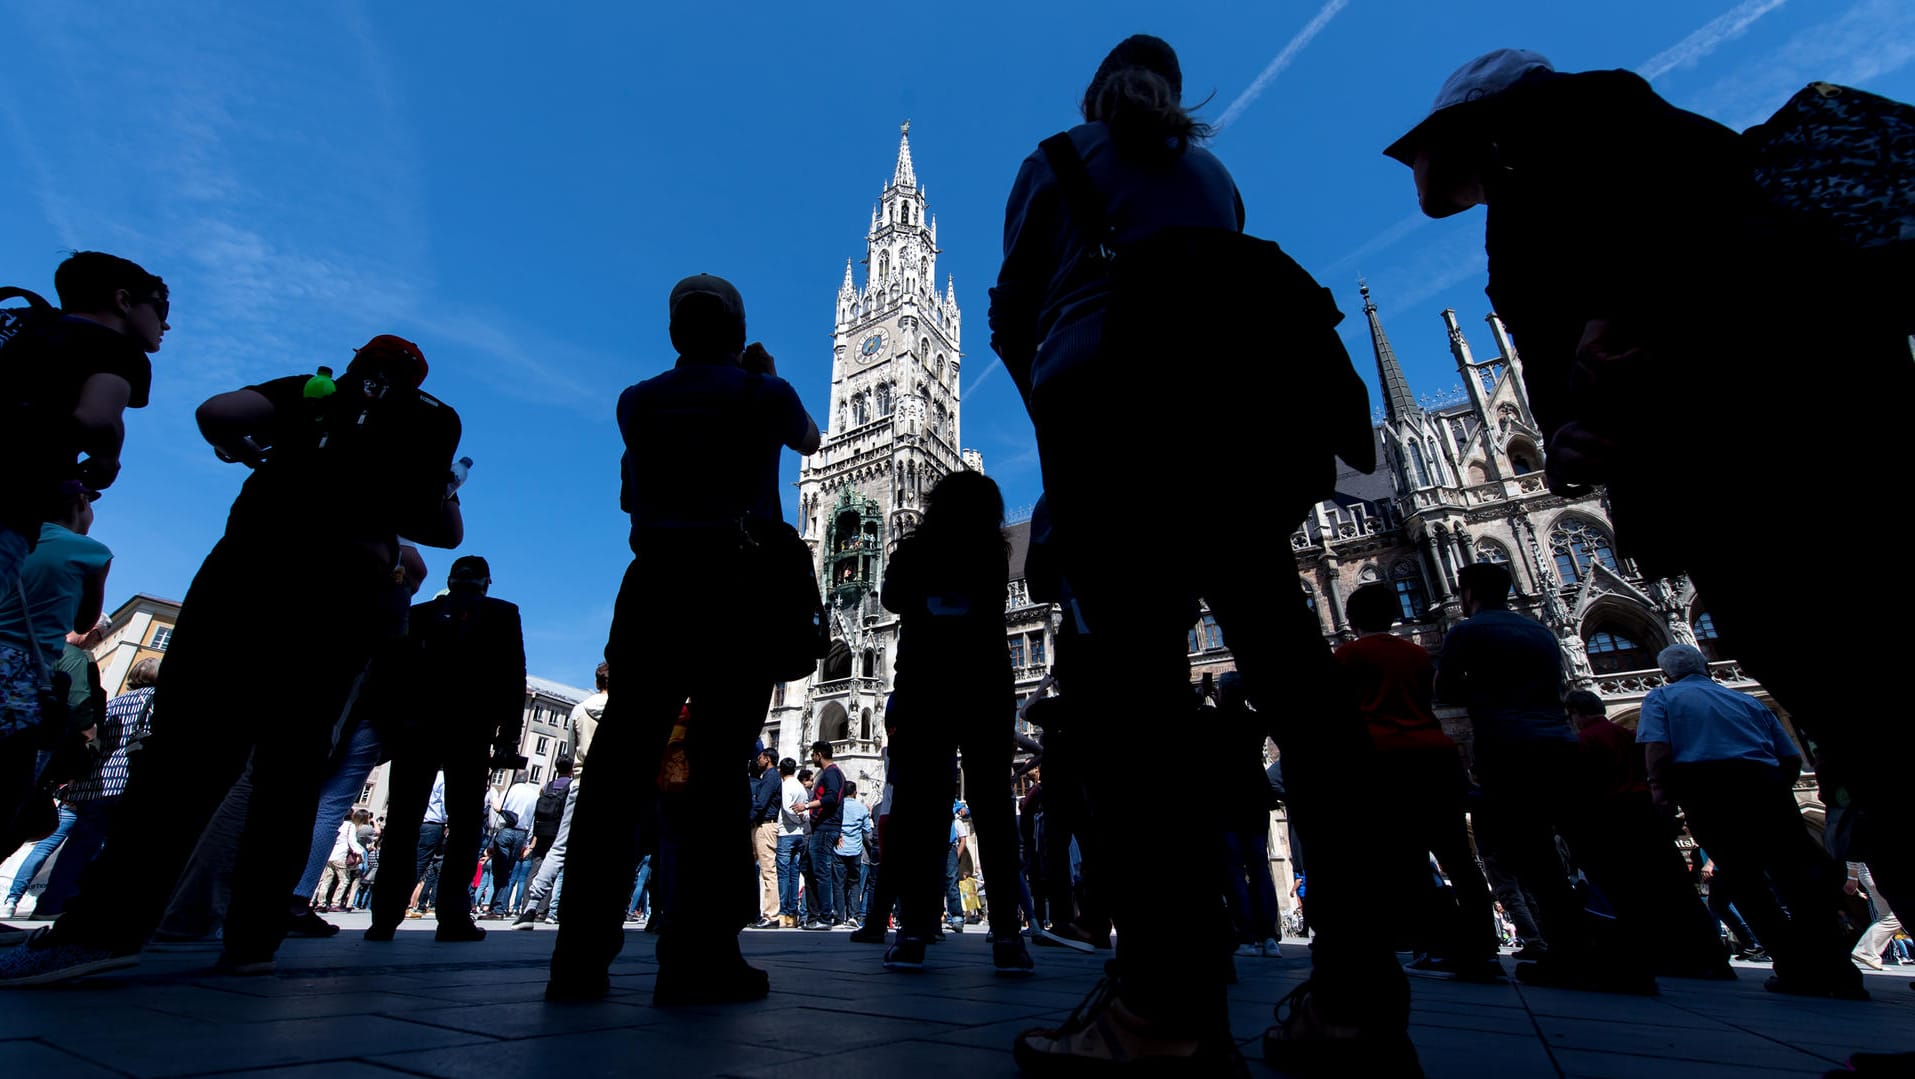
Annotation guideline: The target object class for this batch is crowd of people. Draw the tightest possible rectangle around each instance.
[1,32,1911,1079]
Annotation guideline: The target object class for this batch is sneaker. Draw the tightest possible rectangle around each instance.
[1261,979,1422,1078]
[751,917,777,929]
[1030,925,1097,954]
[286,909,340,939]
[803,919,831,931]
[843,918,862,931]
[1235,941,1263,958]
[883,937,927,971]
[213,952,275,976]
[511,911,539,931]
[848,924,888,944]
[1259,938,1285,959]
[405,909,426,920]
[994,938,1036,977]
[0,927,140,987]
[1015,965,1249,1076]
[0,901,15,919]
[544,916,559,925]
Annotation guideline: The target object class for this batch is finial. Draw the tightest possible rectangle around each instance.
[901,119,911,136]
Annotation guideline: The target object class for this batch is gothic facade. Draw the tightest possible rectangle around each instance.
[763,125,979,793]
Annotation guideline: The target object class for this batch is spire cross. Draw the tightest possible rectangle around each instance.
[901,119,910,136]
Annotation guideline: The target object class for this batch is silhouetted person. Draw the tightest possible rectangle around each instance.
[1,335,464,985]
[1338,582,1498,981]
[1388,47,1915,932]
[368,554,527,943]
[879,470,1033,976]
[989,35,1396,1075]
[1638,645,1864,999]
[544,274,819,1005]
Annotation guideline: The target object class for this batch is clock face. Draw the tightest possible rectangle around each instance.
[858,330,888,362]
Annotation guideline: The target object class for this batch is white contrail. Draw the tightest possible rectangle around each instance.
[1214,0,1353,133]
[1640,0,1789,79]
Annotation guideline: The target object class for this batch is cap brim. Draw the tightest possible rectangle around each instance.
[1382,120,1430,166]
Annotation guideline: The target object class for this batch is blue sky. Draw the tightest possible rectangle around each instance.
[4,0,1911,684]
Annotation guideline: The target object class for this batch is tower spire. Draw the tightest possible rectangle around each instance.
[893,120,917,188]
[1360,279,1421,423]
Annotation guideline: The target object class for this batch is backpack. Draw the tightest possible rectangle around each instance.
[0,286,57,353]
[1,287,59,447]
[1745,82,1915,250]
[533,778,568,839]
[1034,134,1375,520]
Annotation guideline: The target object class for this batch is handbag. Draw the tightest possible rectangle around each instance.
[737,515,829,682]
[1746,81,1915,250]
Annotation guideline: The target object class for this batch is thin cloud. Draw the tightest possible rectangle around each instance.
[1640,0,1789,81]
[1685,0,1915,128]
[962,355,1003,398]
[1214,0,1353,133]
[1326,212,1430,276]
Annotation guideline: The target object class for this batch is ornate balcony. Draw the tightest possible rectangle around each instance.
[1593,659,1755,697]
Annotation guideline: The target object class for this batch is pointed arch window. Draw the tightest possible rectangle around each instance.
[877,383,893,416]
[1693,611,1724,662]
[878,251,889,278]
[920,336,929,360]
[1549,518,1618,585]
[1407,440,1432,487]
[1586,627,1652,675]
[1474,539,1511,565]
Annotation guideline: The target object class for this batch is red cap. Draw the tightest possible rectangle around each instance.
[351,334,429,387]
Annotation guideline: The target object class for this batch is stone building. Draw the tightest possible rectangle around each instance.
[767,123,979,797]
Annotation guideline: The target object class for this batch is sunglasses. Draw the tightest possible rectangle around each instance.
[137,295,169,321]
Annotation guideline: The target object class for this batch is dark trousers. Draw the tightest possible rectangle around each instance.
[49,540,395,958]
[1372,747,1498,963]
[374,746,487,928]
[1221,823,1281,945]
[1032,343,1407,1032]
[488,826,528,908]
[808,825,843,921]
[1574,794,1726,974]
[1669,759,1860,987]
[549,553,771,985]
[886,682,1024,942]
[838,854,865,920]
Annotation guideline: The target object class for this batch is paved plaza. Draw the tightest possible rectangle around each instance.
[1,914,1910,1078]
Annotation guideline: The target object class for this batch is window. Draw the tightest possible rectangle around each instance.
[1008,635,1026,668]
[149,625,173,651]
[1188,626,1201,654]
[557,742,568,759]
[1391,562,1428,621]
[360,783,375,804]
[531,764,543,781]
[1301,581,1316,614]
[1029,633,1047,668]
[1201,614,1224,651]
[1407,440,1432,487]
[1474,540,1511,564]
[1586,628,1652,674]
[1550,518,1618,585]
[1694,611,1723,662]
[535,736,549,755]
[773,682,787,708]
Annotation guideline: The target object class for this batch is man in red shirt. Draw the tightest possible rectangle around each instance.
[1335,583,1500,981]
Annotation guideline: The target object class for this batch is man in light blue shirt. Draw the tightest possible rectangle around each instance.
[836,783,874,929]
[1638,644,1861,1000]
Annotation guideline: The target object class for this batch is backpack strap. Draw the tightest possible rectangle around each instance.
[1038,133,1116,260]
[0,287,54,311]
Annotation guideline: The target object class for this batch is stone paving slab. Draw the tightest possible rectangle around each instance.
[0,912,1910,1077]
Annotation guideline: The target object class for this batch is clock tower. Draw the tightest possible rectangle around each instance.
[770,122,977,783]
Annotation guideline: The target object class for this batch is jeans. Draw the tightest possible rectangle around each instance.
[838,853,865,921]
[1221,823,1280,945]
[293,716,384,899]
[371,736,487,930]
[488,826,529,908]
[34,799,117,917]
[6,803,76,904]
[522,779,578,917]
[945,845,964,923]
[629,854,653,916]
[776,833,804,916]
[808,826,843,921]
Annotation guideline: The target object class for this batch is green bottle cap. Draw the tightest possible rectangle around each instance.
[303,365,337,399]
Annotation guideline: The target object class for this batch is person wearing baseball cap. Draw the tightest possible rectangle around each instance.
[545,274,819,1006]
[1386,51,1915,998]
[0,335,467,988]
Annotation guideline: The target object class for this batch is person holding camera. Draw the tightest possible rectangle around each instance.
[0,334,465,985]
[544,273,819,1006]
[365,555,526,943]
